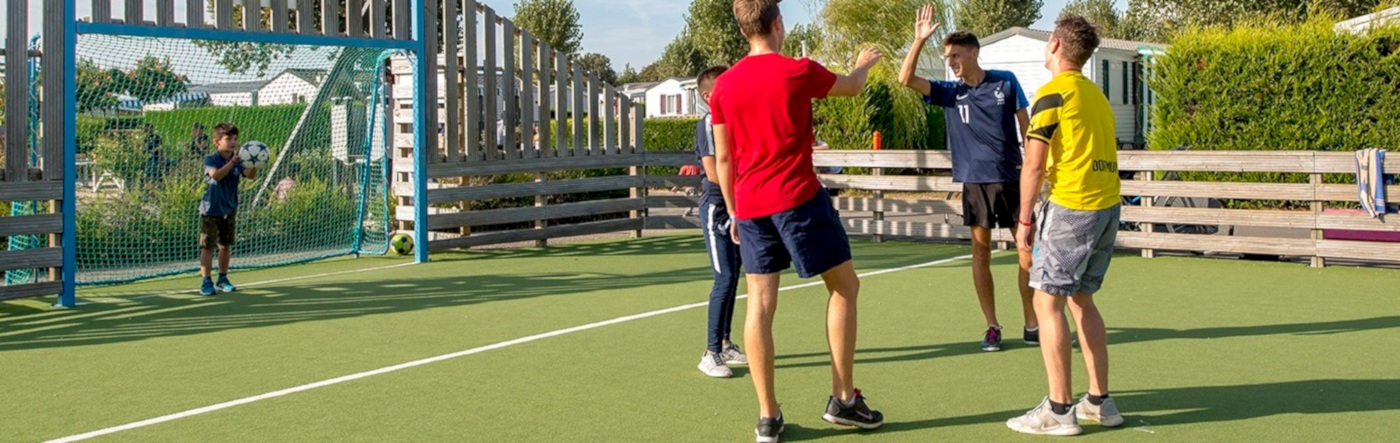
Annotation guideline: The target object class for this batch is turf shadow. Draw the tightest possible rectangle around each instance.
[1118,379,1400,426]
[772,316,1400,369]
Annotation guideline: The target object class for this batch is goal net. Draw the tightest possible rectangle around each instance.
[72,35,395,286]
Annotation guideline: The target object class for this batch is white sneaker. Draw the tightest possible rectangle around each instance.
[698,351,732,378]
[1006,397,1082,436]
[1076,395,1124,427]
[722,343,749,366]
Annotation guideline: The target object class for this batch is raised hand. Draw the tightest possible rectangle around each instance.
[856,47,882,70]
[915,4,941,42]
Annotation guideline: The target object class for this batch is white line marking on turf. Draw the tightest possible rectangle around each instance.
[119,263,417,301]
[47,254,974,443]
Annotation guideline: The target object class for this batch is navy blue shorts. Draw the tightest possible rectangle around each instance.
[737,191,852,278]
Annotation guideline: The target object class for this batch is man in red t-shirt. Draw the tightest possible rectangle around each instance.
[710,1,882,440]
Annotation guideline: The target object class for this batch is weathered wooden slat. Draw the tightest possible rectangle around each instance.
[1120,181,1315,201]
[1316,211,1400,232]
[320,0,338,34]
[429,218,642,250]
[44,0,66,181]
[273,0,291,32]
[295,0,312,32]
[588,73,600,155]
[429,197,645,229]
[620,98,633,154]
[645,152,695,167]
[1118,151,1316,173]
[843,219,1014,242]
[94,0,113,23]
[645,175,702,189]
[482,7,498,161]
[158,0,177,26]
[1122,206,1314,230]
[5,0,28,183]
[520,32,537,159]
[392,0,410,39]
[420,0,440,163]
[0,214,63,237]
[374,0,390,39]
[463,0,480,162]
[427,154,645,178]
[834,197,961,215]
[1316,240,1400,262]
[423,175,640,203]
[573,64,586,157]
[346,0,364,37]
[630,101,645,237]
[820,175,961,193]
[501,18,519,160]
[646,216,702,230]
[1116,231,1315,257]
[604,85,617,155]
[648,195,700,209]
[442,0,461,163]
[555,55,569,157]
[537,44,553,158]
[1316,184,1400,203]
[0,281,64,302]
[812,150,954,169]
[126,0,144,24]
[187,0,206,27]
[0,248,63,273]
[241,0,259,31]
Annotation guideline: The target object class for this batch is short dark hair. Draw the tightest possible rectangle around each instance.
[943,32,980,49]
[697,66,728,91]
[1054,15,1101,67]
[733,0,782,38]
[213,122,239,140]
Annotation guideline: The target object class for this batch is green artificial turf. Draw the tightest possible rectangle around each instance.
[4,235,1398,441]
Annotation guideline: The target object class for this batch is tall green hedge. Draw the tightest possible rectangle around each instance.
[1148,19,1400,208]
[1150,20,1400,153]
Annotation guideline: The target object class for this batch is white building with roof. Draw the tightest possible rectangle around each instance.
[972,27,1166,147]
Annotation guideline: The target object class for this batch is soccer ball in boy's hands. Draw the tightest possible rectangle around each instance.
[239,141,271,169]
[391,233,414,256]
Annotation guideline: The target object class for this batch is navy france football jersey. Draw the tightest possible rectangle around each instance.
[693,114,725,207]
[924,70,1029,184]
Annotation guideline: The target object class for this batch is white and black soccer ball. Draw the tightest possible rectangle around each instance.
[239,141,270,169]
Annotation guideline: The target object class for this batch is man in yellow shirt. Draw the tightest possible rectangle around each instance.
[1007,16,1124,436]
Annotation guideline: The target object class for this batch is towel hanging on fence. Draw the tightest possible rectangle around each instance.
[1355,148,1387,218]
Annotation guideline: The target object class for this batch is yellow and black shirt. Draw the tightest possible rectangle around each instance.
[1026,71,1121,211]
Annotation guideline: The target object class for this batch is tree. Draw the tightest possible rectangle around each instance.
[685,0,749,67]
[513,0,584,55]
[75,59,122,113]
[653,30,706,79]
[953,0,1043,37]
[123,56,191,102]
[573,53,618,84]
[616,64,642,85]
[1121,0,1388,42]
[782,23,825,58]
[1059,0,1121,37]
[637,63,663,83]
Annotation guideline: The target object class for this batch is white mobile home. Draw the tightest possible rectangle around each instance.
[645,77,700,118]
[974,27,1165,148]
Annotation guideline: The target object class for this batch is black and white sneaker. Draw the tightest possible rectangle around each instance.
[822,389,884,429]
[755,414,784,443]
[1024,327,1040,346]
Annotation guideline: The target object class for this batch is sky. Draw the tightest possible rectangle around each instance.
[5,0,1123,79]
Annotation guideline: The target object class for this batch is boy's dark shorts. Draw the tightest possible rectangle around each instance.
[963,181,1021,229]
[737,191,852,278]
[200,214,236,249]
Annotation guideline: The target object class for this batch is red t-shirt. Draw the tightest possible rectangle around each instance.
[710,54,837,220]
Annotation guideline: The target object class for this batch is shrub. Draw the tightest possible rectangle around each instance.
[1147,18,1400,208]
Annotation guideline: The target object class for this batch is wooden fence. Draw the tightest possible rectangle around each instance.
[388,0,644,252]
[643,150,1400,267]
[1,0,68,301]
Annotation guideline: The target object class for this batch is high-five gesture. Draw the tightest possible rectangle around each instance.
[856,47,883,70]
[916,4,941,42]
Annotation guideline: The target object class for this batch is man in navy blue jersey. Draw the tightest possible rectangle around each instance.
[899,4,1037,352]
